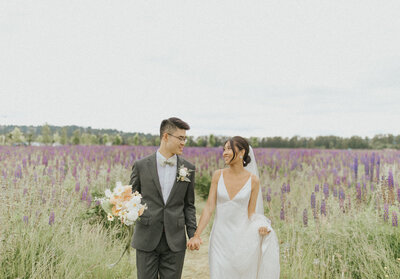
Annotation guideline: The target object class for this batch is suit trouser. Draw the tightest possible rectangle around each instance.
[136,232,186,279]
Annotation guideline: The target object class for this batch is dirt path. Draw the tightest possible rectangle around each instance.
[182,197,211,279]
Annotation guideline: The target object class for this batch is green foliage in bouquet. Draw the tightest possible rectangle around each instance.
[79,189,130,240]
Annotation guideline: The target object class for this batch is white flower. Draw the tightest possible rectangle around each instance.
[105,189,112,198]
[114,185,124,196]
[179,167,188,177]
[107,213,114,221]
[116,181,122,187]
[177,165,192,182]
[126,210,139,222]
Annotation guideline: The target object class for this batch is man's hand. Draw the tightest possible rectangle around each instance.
[259,226,271,236]
[187,235,202,250]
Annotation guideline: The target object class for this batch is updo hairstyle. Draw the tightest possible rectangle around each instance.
[224,136,251,167]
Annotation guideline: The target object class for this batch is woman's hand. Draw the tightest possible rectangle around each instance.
[258,226,271,236]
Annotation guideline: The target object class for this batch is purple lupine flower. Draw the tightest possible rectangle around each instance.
[96,200,101,206]
[356,183,362,201]
[397,188,400,203]
[2,169,6,179]
[14,165,22,179]
[42,155,48,167]
[23,188,28,196]
[266,193,271,202]
[49,212,55,225]
[315,184,319,192]
[303,209,308,226]
[311,192,316,209]
[87,195,92,207]
[81,186,89,201]
[23,216,29,224]
[280,207,285,220]
[323,183,329,199]
[370,183,374,192]
[333,186,337,198]
[339,188,345,201]
[348,196,351,210]
[388,169,394,190]
[370,153,375,181]
[75,182,80,193]
[321,200,326,216]
[393,211,398,227]
[281,183,286,194]
[364,157,369,177]
[376,156,380,181]
[353,157,358,180]
[384,204,389,222]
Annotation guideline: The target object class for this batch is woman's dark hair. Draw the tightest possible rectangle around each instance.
[224,136,251,167]
[160,117,190,139]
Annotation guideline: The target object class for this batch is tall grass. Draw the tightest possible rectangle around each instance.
[1,146,400,278]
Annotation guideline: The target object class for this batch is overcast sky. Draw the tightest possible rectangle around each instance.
[1,0,400,138]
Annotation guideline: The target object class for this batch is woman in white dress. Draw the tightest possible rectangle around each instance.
[187,136,280,279]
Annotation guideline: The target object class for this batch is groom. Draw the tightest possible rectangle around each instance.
[129,117,197,279]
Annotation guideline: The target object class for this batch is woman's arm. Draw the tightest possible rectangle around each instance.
[248,174,260,218]
[187,169,221,250]
[248,174,270,236]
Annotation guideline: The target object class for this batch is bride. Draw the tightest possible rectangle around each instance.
[187,136,280,279]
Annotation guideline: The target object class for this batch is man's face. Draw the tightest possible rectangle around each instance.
[165,128,187,155]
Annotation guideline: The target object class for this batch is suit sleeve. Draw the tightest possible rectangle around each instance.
[130,161,141,193]
[184,169,197,238]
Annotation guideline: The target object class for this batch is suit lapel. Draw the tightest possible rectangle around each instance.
[166,155,182,206]
[147,153,165,205]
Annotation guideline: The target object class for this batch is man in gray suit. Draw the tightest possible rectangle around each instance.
[129,117,198,279]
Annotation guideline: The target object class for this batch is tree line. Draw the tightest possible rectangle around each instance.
[1,124,399,149]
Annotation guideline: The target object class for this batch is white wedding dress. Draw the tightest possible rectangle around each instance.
[209,170,280,279]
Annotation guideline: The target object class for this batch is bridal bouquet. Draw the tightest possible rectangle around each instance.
[96,182,147,226]
[96,182,147,268]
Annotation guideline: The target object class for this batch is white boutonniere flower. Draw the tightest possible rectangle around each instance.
[177,164,193,182]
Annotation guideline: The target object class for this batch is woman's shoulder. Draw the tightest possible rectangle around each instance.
[211,168,226,180]
[247,172,260,187]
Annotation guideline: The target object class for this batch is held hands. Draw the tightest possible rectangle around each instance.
[258,226,271,236]
[187,234,202,250]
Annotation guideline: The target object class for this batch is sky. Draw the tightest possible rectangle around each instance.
[1,0,400,138]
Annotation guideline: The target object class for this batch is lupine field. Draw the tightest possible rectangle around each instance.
[1,146,400,278]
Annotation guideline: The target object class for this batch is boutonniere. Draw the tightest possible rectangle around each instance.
[177,164,193,182]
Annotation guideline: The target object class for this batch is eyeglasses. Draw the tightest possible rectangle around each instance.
[167,133,188,143]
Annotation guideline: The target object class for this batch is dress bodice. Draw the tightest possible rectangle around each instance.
[216,171,252,210]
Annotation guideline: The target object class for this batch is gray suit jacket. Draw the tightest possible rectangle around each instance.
[129,152,197,252]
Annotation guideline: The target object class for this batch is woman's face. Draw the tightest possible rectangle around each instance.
[223,141,244,165]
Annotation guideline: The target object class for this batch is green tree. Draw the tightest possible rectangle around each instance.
[41,123,52,144]
[90,134,99,145]
[101,134,110,145]
[250,137,259,148]
[60,127,68,145]
[72,129,81,145]
[208,134,216,147]
[11,127,25,144]
[113,134,122,145]
[53,132,61,144]
[133,133,140,146]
